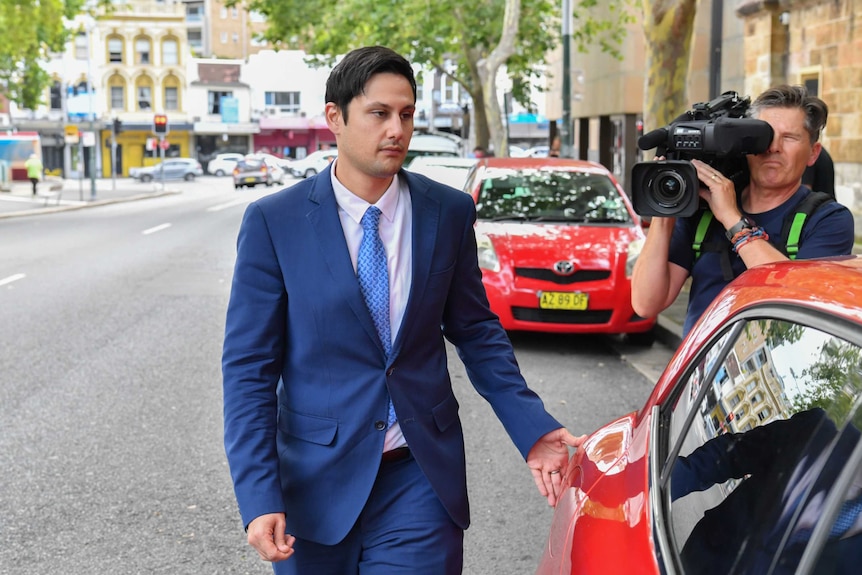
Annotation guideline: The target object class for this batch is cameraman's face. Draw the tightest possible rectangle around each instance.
[747,106,821,191]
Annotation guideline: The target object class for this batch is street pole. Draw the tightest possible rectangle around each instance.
[86,16,96,200]
[159,135,165,192]
[111,119,117,191]
[561,0,574,159]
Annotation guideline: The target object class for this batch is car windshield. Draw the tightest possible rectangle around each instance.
[474,169,632,224]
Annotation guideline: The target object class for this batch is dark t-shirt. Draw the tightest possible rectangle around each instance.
[668,186,855,335]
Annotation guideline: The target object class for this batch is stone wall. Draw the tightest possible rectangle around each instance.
[739,0,862,236]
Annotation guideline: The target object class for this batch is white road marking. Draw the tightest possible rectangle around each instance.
[0,273,26,287]
[206,198,248,212]
[142,223,172,235]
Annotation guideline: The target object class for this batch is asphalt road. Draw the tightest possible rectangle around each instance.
[0,176,673,574]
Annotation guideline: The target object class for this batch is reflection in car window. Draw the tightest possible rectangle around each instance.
[473,169,631,224]
[663,319,862,574]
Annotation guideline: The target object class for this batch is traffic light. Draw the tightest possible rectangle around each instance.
[113,118,122,134]
[153,114,169,135]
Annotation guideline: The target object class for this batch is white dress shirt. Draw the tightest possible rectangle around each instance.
[330,164,412,451]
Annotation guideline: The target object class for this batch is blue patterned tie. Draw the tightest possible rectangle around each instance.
[357,206,396,427]
[829,493,862,538]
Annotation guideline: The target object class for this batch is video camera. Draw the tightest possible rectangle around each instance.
[630,91,774,217]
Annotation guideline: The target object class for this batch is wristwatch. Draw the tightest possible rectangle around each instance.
[725,216,756,241]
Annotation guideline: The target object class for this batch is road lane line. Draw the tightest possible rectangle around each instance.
[206,198,248,212]
[142,223,172,235]
[0,273,26,287]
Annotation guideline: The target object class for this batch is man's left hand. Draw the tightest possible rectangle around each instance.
[527,428,586,507]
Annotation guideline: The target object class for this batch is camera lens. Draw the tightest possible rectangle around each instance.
[650,171,686,207]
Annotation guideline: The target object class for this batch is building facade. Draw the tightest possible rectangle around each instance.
[547,0,860,223]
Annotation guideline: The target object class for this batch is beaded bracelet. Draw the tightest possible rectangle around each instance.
[732,227,769,253]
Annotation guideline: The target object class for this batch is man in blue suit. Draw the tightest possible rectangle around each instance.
[222,46,583,574]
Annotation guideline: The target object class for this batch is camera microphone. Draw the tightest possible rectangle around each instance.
[638,128,668,151]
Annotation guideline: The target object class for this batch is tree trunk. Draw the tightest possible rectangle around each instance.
[641,0,698,133]
[477,0,521,156]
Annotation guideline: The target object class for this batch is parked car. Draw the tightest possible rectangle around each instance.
[130,158,203,182]
[405,132,462,164]
[232,157,272,189]
[535,255,862,575]
[404,156,477,190]
[522,145,550,158]
[207,152,244,177]
[462,157,654,340]
[288,149,338,178]
[246,153,285,185]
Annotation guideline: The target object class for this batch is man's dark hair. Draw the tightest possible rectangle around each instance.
[325,46,417,124]
[748,84,828,144]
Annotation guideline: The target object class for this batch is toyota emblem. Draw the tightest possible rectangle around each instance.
[553,261,576,275]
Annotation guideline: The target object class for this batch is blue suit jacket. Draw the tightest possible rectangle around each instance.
[222,166,562,545]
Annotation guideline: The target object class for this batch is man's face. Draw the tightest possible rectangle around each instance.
[747,106,821,191]
[325,72,415,184]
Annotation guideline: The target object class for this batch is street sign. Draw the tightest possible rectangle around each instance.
[64,125,80,145]
[160,139,170,150]
[81,131,96,147]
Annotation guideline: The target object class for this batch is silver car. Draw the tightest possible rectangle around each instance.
[130,158,204,182]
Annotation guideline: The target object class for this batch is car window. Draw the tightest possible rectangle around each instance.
[660,318,862,575]
[473,169,631,224]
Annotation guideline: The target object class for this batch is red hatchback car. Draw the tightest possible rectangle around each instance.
[462,158,656,342]
[535,255,862,575]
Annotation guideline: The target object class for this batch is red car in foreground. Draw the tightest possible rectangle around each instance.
[463,158,655,342]
[536,255,862,575]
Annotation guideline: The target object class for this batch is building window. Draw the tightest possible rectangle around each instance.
[108,37,123,63]
[232,33,239,43]
[75,32,88,59]
[186,4,203,22]
[208,90,232,114]
[135,37,151,65]
[162,39,178,65]
[265,91,300,113]
[164,86,178,111]
[111,86,124,110]
[220,6,227,18]
[188,30,202,54]
[137,85,152,110]
[50,81,62,110]
[220,32,228,44]
[443,77,454,103]
[728,394,741,408]
[231,7,238,18]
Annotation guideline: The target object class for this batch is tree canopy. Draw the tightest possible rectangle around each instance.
[237,0,630,154]
[0,0,88,110]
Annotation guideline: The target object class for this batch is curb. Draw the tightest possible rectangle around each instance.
[654,315,684,351]
[0,189,180,219]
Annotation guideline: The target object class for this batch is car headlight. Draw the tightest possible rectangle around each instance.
[626,238,644,278]
[476,232,500,272]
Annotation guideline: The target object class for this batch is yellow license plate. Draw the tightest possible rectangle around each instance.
[245,177,257,182]
[539,291,588,310]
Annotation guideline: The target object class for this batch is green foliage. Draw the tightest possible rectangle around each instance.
[236,0,630,111]
[791,339,862,426]
[0,0,88,109]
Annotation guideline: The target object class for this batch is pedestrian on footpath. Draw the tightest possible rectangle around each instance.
[222,45,584,574]
[24,153,43,196]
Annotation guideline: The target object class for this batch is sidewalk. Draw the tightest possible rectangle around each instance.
[0,175,179,218]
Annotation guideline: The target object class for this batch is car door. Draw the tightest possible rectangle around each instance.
[653,309,862,575]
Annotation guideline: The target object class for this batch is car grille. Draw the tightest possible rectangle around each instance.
[511,307,613,324]
[515,268,611,285]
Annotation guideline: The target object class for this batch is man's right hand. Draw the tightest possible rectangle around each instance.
[247,512,296,563]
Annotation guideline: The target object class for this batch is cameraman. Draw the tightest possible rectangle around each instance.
[631,85,855,336]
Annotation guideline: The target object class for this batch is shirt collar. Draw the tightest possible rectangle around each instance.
[330,160,401,224]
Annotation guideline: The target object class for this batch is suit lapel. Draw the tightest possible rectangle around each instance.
[391,171,440,358]
[305,167,386,357]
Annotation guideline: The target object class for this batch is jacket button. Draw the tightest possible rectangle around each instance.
[386,367,395,376]
[374,420,385,431]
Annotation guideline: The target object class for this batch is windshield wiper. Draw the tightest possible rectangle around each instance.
[484,214,529,222]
